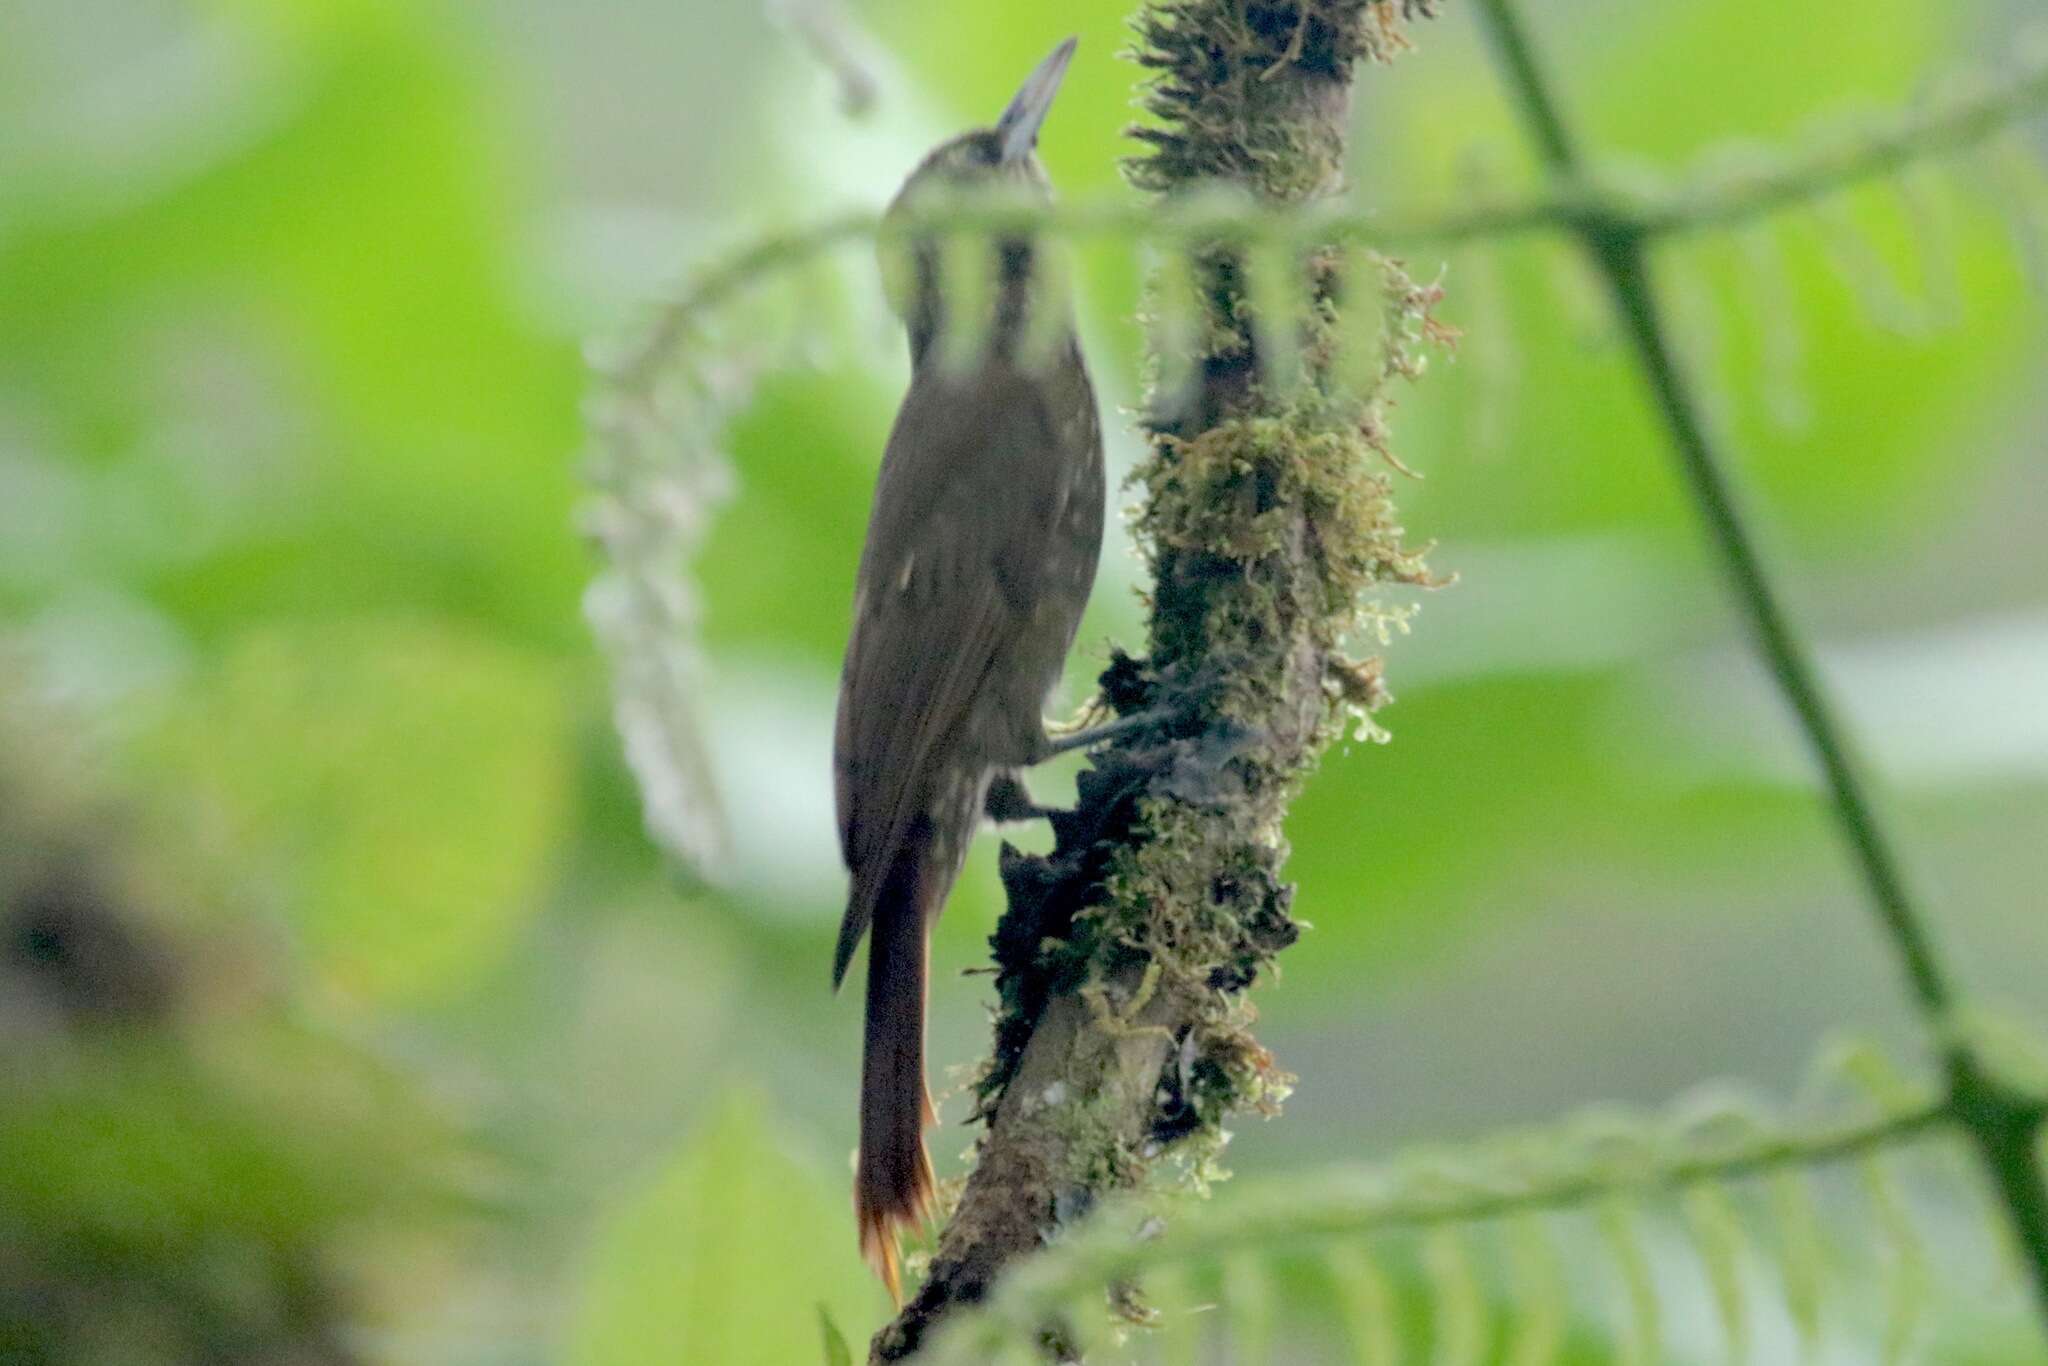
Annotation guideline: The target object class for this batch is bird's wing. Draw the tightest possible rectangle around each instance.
[831,364,1071,983]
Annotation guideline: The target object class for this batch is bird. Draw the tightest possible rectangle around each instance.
[831,37,1104,1301]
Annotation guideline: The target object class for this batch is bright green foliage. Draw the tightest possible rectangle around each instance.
[597,0,2048,1348]
[820,1304,855,1366]
[145,619,572,1003]
[5,0,2048,1361]
[567,1090,879,1366]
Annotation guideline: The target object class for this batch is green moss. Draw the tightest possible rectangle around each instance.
[1048,1084,1151,1196]
[1126,1,1442,199]
[1132,403,1433,730]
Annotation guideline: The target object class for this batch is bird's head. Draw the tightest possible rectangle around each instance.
[890,37,1072,209]
[880,39,1077,352]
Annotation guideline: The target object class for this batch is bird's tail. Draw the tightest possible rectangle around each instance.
[856,842,940,1303]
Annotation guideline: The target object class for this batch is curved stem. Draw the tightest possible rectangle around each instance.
[613,38,2048,381]
[1591,235,1956,1022]
[943,1099,1957,1354]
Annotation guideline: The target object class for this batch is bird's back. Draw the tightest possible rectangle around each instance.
[833,345,1101,962]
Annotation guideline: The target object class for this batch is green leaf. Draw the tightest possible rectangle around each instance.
[0,0,584,649]
[1224,1251,1275,1365]
[0,1022,456,1263]
[1146,1260,1213,1366]
[1423,1226,1488,1366]
[1859,1154,1931,1366]
[1767,1169,1829,1357]
[819,1303,854,1366]
[1682,1183,1750,1365]
[569,1088,880,1366]
[1504,1215,1566,1366]
[1596,1198,1660,1366]
[1328,1242,1401,1366]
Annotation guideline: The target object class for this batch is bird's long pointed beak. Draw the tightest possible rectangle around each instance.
[996,37,1076,165]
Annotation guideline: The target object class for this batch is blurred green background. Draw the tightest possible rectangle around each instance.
[4,0,2047,1361]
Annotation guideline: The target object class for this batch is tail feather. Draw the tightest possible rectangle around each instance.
[855,842,941,1304]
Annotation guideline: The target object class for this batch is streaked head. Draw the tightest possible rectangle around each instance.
[880,39,1078,342]
[890,37,1075,210]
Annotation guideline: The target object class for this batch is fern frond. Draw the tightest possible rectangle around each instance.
[1681,1181,1750,1362]
[1765,1168,1828,1356]
[916,1041,2007,1364]
[1980,131,2048,298]
[1142,235,1207,401]
[1729,223,1813,433]
[1451,244,1518,461]
[1500,1214,1564,1366]
[576,199,907,876]
[1895,162,1965,331]
[1594,1197,1658,1366]
[1243,236,1310,397]
[579,353,738,873]
[1224,1252,1278,1365]
[1328,1241,1402,1366]
[1634,35,2048,238]
[1859,1151,1932,1365]
[1806,193,1929,337]
[1422,1224,1488,1366]
[581,31,2048,367]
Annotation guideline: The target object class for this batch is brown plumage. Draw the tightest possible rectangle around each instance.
[832,38,1103,1301]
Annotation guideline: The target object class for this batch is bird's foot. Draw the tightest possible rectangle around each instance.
[1035,705,1173,760]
